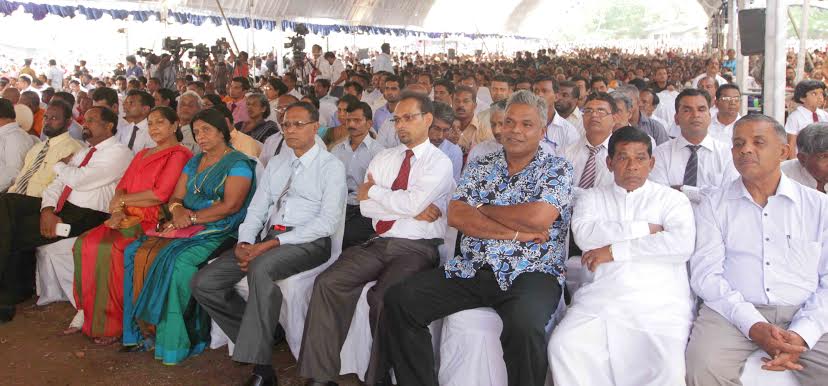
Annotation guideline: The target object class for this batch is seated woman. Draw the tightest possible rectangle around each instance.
[66,106,192,344]
[233,93,277,143]
[121,108,256,365]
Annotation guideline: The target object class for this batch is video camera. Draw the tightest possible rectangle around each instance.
[284,23,310,67]
[163,37,194,57]
[210,38,229,59]
[135,47,154,58]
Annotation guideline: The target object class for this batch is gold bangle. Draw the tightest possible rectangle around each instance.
[168,202,184,212]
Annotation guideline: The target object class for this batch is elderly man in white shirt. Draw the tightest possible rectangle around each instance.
[686,114,828,386]
[782,123,828,193]
[650,88,739,204]
[116,89,155,153]
[691,57,729,88]
[0,99,36,192]
[549,126,696,386]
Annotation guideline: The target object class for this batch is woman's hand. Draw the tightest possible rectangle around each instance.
[105,211,127,229]
[108,193,124,213]
[171,206,193,229]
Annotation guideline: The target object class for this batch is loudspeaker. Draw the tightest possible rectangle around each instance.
[739,8,765,55]
[448,48,456,59]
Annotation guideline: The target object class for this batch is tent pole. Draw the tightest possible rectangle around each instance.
[764,0,787,122]
[795,0,809,83]
[249,0,255,55]
[215,0,241,53]
[733,0,749,115]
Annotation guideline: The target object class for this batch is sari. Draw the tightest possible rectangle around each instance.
[73,145,191,338]
[122,150,256,365]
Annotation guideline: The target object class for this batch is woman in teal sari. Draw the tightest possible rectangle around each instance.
[121,108,256,365]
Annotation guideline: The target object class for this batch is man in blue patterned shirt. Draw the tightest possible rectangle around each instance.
[383,90,573,386]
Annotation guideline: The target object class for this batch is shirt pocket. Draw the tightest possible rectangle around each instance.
[784,238,821,285]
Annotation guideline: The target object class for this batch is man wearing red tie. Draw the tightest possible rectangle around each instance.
[0,106,132,323]
[298,92,456,386]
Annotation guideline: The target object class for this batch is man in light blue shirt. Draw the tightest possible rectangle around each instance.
[192,101,347,386]
[331,101,385,249]
[429,101,463,181]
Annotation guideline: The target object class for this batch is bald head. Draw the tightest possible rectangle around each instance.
[2,87,20,104]
[20,91,40,112]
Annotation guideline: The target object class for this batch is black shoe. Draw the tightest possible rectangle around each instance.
[273,324,286,346]
[306,381,338,386]
[242,374,275,386]
[0,305,15,324]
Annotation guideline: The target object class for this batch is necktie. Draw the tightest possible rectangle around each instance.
[127,125,139,150]
[375,150,414,234]
[230,103,237,113]
[55,147,96,213]
[265,159,299,233]
[13,139,50,194]
[813,111,820,123]
[683,145,701,187]
[578,145,601,189]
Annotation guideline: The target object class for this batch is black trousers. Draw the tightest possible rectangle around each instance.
[0,193,108,305]
[342,204,375,250]
[384,267,562,386]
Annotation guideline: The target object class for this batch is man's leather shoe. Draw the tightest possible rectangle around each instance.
[306,380,338,386]
[0,305,15,324]
[242,374,274,386]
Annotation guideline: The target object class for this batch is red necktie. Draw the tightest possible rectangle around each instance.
[55,147,96,213]
[813,111,819,123]
[375,150,414,235]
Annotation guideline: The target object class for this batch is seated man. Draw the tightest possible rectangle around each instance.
[330,101,385,249]
[0,98,36,192]
[781,123,827,193]
[0,106,132,323]
[298,92,455,386]
[192,102,346,386]
[548,126,696,385]
[429,102,463,181]
[686,114,828,386]
[383,90,573,386]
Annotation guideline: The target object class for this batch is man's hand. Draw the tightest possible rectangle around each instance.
[414,204,442,222]
[749,322,808,361]
[581,245,614,272]
[761,330,808,371]
[39,208,63,238]
[648,223,664,234]
[235,239,279,272]
[357,173,376,201]
[60,153,75,165]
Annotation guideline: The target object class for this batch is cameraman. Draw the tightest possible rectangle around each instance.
[229,49,250,79]
[148,53,177,90]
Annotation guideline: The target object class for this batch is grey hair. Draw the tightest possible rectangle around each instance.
[432,101,456,124]
[490,99,507,114]
[179,90,203,108]
[700,75,720,89]
[797,123,828,154]
[615,84,640,103]
[733,114,787,143]
[610,90,633,112]
[506,89,547,124]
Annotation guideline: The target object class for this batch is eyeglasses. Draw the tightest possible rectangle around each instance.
[583,108,612,117]
[261,86,272,91]
[719,96,740,103]
[281,120,317,129]
[389,112,425,124]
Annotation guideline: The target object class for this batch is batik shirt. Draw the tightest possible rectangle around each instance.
[445,147,574,290]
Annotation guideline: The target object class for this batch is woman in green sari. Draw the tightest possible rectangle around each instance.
[121,108,256,365]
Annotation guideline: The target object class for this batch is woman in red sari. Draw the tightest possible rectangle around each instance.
[65,106,192,344]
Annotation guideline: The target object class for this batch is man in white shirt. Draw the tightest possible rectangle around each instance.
[475,75,513,139]
[313,78,338,129]
[563,92,617,197]
[691,57,728,88]
[318,52,347,97]
[46,60,64,91]
[372,43,395,74]
[556,80,584,135]
[0,99,36,192]
[650,88,738,204]
[375,75,404,147]
[0,106,132,323]
[709,84,742,144]
[782,123,828,193]
[430,102,463,181]
[298,92,455,386]
[549,126,696,386]
[534,77,580,156]
[363,72,386,108]
[283,73,304,100]
[686,114,828,386]
[330,101,385,249]
[176,91,202,153]
[460,74,491,115]
[116,89,155,153]
[468,100,506,164]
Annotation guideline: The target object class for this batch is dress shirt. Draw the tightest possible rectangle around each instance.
[40,120,83,142]
[564,108,585,136]
[369,95,387,114]
[691,175,828,348]
[362,89,383,107]
[318,95,338,129]
[782,159,827,192]
[360,141,455,240]
[477,88,493,109]
[562,136,614,198]
[373,104,392,132]
[372,53,395,74]
[544,113,581,156]
[9,131,83,197]
[227,98,250,125]
[125,65,143,79]
[267,99,280,123]
[259,132,325,167]
[331,136,386,205]
[40,136,132,213]
[437,140,463,181]
[288,89,303,100]
[47,66,64,90]
[708,113,741,145]
[635,114,670,145]
[691,73,728,88]
[238,143,346,245]
[475,108,492,139]
[0,122,37,192]
[467,139,502,164]
[650,134,739,203]
[445,148,574,290]
[318,59,346,86]
[654,91,678,134]
[376,117,400,149]
[116,118,155,154]
[230,129,262,159]
[179,123,200,154]
[785,105,828,136]
[458,116,491,153]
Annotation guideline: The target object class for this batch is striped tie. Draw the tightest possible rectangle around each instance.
[578,144,602,189]
[683,145,701,187]
[13,139,50,194]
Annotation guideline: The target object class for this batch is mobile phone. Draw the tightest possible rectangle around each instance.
[55,223,71,237]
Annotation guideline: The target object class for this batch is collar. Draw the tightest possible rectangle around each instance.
[48,131,74,144]
[727,174,800,205]
[547,112,566,129]
[714,113,741,127]
[0,121,22,134]
[125,118,148,129]
[403,139,433,159]
[493,146,545,176]
[677,133,716,152]
[583,134,611,150]
[796,105,817,115]
[289,142,322,169]
[611,179,652,196]
[88,135,118,149]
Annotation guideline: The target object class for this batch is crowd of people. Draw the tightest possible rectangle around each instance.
[0,38,827,386]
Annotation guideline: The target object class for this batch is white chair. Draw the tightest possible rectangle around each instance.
[561,256,800,386]
[210,217,345,359]
[338,227,458,381]
[35,237,78,307]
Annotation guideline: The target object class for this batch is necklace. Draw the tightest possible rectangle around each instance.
[193,148,230,194]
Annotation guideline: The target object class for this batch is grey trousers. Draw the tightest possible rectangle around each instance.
[297,237,440,384]
[686,304,828,386]
[190,236,331,365]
